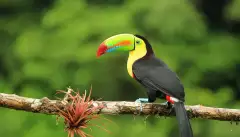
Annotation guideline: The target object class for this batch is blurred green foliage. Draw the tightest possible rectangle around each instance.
[0,0,240,137]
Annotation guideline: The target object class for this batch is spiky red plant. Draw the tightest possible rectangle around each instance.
[55,87,109,137]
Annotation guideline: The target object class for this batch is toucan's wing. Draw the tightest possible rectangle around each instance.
[133,64,185,101]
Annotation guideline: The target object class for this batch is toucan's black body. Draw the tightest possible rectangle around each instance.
[132,35,193,137]
[132,56,185,102]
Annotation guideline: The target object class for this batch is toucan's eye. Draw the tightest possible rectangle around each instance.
[136,40,140,44]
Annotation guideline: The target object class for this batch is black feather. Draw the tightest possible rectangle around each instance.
[174,102,193,137]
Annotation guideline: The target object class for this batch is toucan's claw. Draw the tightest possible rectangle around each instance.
[160,101,173,109]
[160,101,173,115]
[135,98,149,112]
[167,106,174,116]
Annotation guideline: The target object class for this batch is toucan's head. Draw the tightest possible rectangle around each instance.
[96,34,153,57]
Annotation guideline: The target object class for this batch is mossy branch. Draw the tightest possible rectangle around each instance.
[0,92,240,122]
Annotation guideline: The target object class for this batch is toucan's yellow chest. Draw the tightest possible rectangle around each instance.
[127,44,147,78]
[127,52,137,78]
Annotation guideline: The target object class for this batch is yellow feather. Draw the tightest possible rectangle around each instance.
[127,42,147,78]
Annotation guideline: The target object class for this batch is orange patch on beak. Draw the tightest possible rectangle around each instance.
[115,40,131,46]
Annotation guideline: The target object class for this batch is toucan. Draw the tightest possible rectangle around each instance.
[96,34,193,137]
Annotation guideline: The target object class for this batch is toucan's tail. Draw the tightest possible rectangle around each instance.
[174,102,193,137]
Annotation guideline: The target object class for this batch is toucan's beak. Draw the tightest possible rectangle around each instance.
[96,34,135,58]
[96,42,107,57]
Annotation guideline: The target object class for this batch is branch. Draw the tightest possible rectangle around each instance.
[0,92,240,122]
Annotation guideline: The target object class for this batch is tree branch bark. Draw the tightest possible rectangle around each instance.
[0,92,240,122]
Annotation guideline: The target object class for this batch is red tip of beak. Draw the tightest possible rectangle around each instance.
[96,42,107,57]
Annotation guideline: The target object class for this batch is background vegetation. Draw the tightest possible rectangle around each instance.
[0,0,240,137]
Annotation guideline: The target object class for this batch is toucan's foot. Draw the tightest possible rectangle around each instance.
[161,101,173,115]
[160,101,172,109]
[135,98,149,112]
[135,98,149,103]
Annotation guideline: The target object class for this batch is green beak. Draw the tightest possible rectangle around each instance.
[96,34,135,57]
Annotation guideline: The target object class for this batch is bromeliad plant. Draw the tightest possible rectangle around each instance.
[55,87,110,137]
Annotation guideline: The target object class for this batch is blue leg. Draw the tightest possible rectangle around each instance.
[135,98,149,112]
